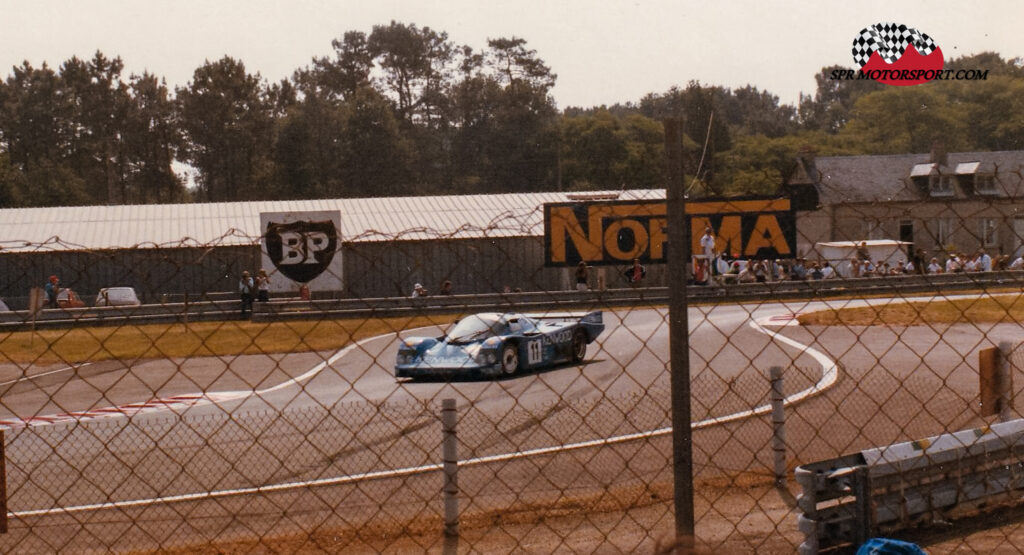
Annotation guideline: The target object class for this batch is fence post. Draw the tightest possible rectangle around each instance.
[999,341,1014,422]
[770,366,786,486]
[441,398,459,538]
[665,117,695,543]
[0,429,7,534]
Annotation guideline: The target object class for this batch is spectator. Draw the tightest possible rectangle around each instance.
[927,257,943,274]
[700,227,716,275]
[575,261,590,291]
[412,283,428,297]
[255,269,270,302]
[239,271,255,317]
[1010,256,1024,271]
[753,260,768,283]
[946,254,960,273]
[857,241,870,261]
[849,257,862,278]
[791,258,807,280]
[913,248,927,275]
[624,258,647,285]
[737,263,756,283]
[822,261,836,279]
[809,262,823,280]
[439,280,453,295]
[44,275,60,309]
[964,256,978,272]
[896,261,907,274]
[979,249,993,271]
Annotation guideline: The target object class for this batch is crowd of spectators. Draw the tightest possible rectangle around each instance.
[694,248,1024,286]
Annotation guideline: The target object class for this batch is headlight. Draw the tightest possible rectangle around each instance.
[475,351,498,365]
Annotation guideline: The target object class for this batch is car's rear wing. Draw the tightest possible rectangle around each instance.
[525,311,602,324]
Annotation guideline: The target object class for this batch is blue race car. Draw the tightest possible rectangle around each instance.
[395,311,604,379]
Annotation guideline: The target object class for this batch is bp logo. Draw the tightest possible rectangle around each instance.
[264,220,339,283]
[852,22,944,86]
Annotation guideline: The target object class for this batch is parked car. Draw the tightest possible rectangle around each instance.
[94,287,141,307]
[56,289,86,308]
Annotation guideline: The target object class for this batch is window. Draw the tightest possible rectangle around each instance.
[929,174,955,196]
[935,218,953,247]
[979,218,999,247]
[863,219,886,240]
[899,220,914,244]
[975,174,997,194]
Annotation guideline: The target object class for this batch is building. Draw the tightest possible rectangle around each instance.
[786,147,1024,261]
[0,190,665,306]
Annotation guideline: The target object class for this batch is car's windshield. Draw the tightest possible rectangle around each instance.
[447,314,504,343]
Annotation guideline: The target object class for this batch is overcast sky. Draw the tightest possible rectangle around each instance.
[1,0,1021,109]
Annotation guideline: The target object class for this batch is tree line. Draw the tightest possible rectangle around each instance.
[0,21,1022,208]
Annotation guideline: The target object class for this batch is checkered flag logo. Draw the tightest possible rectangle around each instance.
[852,22,938,69]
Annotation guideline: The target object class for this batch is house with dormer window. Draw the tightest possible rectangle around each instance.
[784,146,1024,260]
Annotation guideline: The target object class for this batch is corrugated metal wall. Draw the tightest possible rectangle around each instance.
[0,246,260,309]
[0,236,669,309]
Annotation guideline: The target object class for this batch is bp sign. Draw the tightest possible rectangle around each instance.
[259,211,343,292]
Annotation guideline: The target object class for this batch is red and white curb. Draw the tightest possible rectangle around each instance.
[0,392,245,429]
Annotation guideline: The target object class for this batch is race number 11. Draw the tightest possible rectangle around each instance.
[527,341,542,365]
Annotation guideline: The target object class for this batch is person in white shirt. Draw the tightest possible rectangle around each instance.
[821,262,836,279]
[1010,256,1024,270]
[945,255,960,273]
[979,249,993,271]
[700,227,716,275]
[927,258,943,274]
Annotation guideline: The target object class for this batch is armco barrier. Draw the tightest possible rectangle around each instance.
[2,270,1023,331]
[795,418,1024,554]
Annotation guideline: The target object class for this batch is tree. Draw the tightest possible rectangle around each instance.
[177,57,274,201]
[841,85,968,154]
[59,52,131,204]
[123,72,185,203]
[338,88,410,196]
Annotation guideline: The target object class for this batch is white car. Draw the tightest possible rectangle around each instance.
[94,287,141,307]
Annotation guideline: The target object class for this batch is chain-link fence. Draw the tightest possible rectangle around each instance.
[2,187,1024,553]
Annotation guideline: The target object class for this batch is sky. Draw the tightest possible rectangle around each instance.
[0,0,1022,109]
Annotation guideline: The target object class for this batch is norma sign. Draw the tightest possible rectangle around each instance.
[259,211,344,292]
[544,197,795,266]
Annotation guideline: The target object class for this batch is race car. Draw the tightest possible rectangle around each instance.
[395,311,605,379]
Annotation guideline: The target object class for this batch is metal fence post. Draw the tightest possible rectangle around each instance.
[770,366,786,486]
[852,465,873,547]
[441,398,459,538]
[665,117,695,543]
[0,429,7,534]
[999,341,1014,422]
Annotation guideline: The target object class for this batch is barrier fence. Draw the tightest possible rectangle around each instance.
[4,196,1024,554]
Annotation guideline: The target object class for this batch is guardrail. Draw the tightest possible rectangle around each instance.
[2,271,1024,331]
[794,418,1024,554]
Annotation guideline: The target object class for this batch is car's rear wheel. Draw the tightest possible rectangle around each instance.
[571,330,587,362]
[500,344,519,375]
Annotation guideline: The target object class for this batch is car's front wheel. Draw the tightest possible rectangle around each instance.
[500,344,519,375]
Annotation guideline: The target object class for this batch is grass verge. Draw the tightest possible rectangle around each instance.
[0,314,457,366]
[797,293,1024,326]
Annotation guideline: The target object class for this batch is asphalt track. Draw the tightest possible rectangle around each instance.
[0,303,824,428]
[0,294,1012,538]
